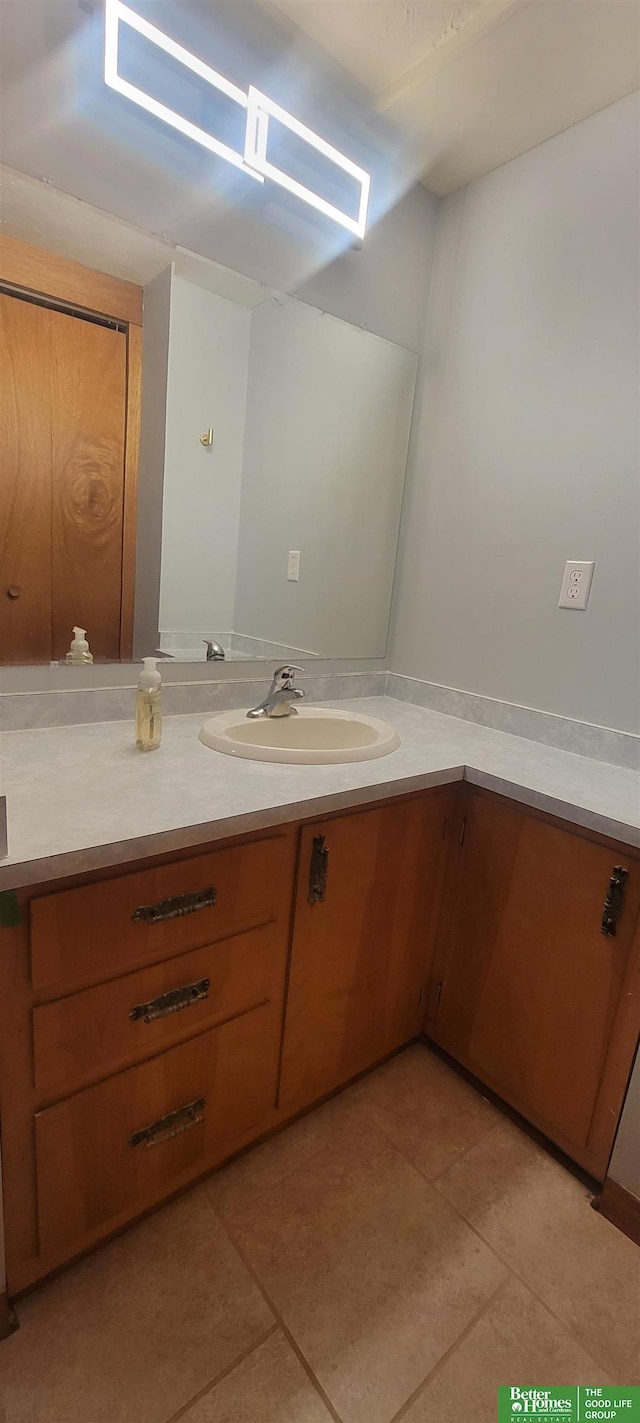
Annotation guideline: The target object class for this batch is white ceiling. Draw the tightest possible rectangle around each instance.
[264,0,640,194]
[269,0,492,96]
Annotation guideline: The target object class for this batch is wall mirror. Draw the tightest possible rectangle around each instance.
[1,242,418,668]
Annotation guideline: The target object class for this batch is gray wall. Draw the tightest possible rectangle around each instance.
[159,277,251,637]
[133,266,172,660]
[609,1049,640,1198]
[234,298,417,657]
[390,93,640,734]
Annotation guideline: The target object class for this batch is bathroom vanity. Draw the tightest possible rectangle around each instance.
[1,749,638,1300]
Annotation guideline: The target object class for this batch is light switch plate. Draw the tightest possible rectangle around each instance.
[558,560,595,610]
[287,550,300,582]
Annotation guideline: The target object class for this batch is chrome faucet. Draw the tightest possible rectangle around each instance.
[203,640,225,661]
[247,665,305,718]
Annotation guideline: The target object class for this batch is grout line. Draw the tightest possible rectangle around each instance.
[389,1275,512,1423]
[218,1216,345,1423]
[340,1056,615,1377]
[429,1171,614,1374]
[203,1099,372,1231]
[163,1323,279,1423]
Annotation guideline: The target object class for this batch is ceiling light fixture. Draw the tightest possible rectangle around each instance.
[244,87,370,240]
[104,0,370,235]
[104,0,263,180]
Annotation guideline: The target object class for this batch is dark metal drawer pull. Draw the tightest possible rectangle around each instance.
[308,834,329,905]
[601,865,629,937]
[129,1096,206,1148]
[131,886,216,925]
[129,977,210,1024]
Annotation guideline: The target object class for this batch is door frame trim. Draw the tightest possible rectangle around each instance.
[0,235,142,325]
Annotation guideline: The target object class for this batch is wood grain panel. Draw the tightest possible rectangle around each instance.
[279,790,452,1112]
[467,820,640,1148]
[33,921,281,1101]
[30,832,295,995]
[428,788,640,1175]
[0,293,52,662]
[49,307,127,661]
[0,234,142,325]
[35,1004,280,1257]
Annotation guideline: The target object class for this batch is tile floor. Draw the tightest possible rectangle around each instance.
[0,1045,638,1423]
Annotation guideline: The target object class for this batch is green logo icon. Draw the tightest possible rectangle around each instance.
[497,1387,640,1422]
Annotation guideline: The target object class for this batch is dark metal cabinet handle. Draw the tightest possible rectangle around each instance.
[601,866,629,937]
[129,977,210,1024]
[129,1097,206,1148]
[131,886,216,925]
[308,834,329,905]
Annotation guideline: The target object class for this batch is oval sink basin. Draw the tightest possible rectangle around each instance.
[199,706,400,764]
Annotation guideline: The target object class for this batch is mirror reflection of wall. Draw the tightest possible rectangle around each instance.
[139,269,418,663]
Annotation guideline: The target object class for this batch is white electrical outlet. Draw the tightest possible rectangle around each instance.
[287,550,300,582]
[558,560,595,610]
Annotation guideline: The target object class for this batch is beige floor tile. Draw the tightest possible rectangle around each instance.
[348,1044,500,1179]
[402,1277,611,1423]
[436,1119,640,1379]
[207,1090,366,1221]
[178,1331,334,1422]
[0,1186,274,1423]
[229,1116,507,1423]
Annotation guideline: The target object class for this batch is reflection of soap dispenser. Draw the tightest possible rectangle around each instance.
[65,627,93,664]
[136,657,162,751]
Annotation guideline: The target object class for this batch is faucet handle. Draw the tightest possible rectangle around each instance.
[272,664,304,688]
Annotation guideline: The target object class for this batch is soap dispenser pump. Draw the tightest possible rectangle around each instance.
[136,657,162,751]
[65,627,93,664]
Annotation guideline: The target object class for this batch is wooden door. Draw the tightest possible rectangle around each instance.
[49,307,127,660]
[428,790,640,1167]
[279,790,452,1112]
[0,294,53,661]
[0,291,127,662]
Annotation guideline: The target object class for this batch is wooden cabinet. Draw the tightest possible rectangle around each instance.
[426,788,640,1178]
[32,922,282,1100]
[0,827,297,1295]
[1,784,638,1298]
[279,790,453,1112]
[35,1004,279,1258]
[30,835,290,993]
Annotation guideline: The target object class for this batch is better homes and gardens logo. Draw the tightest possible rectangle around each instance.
[497,1387,640,1422]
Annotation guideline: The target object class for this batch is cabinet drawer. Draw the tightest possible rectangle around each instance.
[30,832,292,994]
[35,1003,279,1258]
[33,921,284,1101]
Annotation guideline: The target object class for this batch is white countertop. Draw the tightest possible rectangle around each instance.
[1,696,638,890]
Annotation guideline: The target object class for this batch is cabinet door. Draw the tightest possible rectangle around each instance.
[428,792,640,1168]
[279,790,452,1112]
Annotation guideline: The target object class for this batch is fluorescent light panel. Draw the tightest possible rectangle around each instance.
[104,0,263,180]
[245,87,370,240]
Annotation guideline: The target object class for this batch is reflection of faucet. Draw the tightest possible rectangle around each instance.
[247,666,305,718]
[203,640,225,661]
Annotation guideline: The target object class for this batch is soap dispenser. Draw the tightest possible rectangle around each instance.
[65,627,93,664]
[136,657,162,751]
